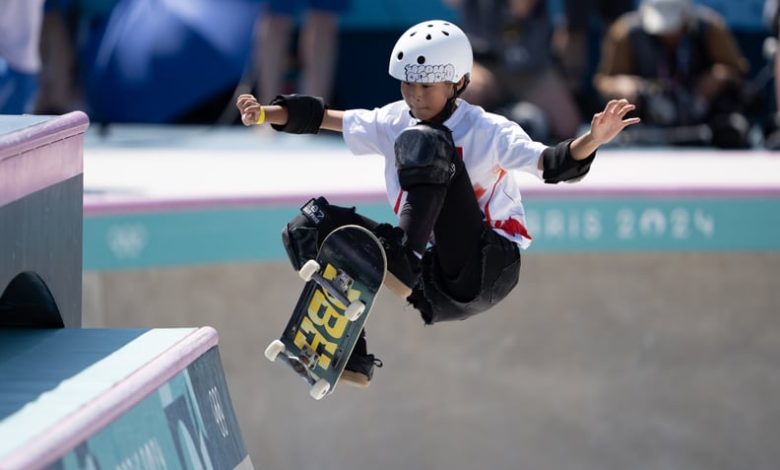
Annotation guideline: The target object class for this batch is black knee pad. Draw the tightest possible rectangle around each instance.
[394,122,457,189]
[281,197,371,270]
[282,197,329,269]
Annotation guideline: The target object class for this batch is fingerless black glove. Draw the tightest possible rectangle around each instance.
[269,94,327,134]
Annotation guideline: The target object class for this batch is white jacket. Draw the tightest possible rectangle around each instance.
[342,99,548,249]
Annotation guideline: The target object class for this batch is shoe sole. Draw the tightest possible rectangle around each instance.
[339,370,371,388]
[384,272,413,299]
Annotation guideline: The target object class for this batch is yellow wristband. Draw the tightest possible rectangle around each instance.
[256,106,266,125]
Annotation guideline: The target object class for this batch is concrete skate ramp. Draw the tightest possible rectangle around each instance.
[0,113,88,327]
[80,133,780,468]
[0,327,253,470]
[83,252,780,470]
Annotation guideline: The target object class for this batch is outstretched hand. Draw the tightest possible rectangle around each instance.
[237,94,261,126]
[590,99,641,145]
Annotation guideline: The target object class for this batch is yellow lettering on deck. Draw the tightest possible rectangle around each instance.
[296,263,366,370]
[308,290,348,338]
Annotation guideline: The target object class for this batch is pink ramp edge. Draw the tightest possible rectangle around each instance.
[0,326,219,470]
[0,111,88,207]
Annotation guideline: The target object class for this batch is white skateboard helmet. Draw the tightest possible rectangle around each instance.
[388,20,473,84]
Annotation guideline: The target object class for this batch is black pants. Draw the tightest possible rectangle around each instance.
[322,156,521,324]
[403,156,522,324]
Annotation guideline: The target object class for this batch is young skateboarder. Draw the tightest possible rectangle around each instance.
[238,20,639,386]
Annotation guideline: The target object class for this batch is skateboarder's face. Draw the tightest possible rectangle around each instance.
[400,81,456,121]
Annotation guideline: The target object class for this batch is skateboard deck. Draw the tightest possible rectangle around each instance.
[264,225,386,399]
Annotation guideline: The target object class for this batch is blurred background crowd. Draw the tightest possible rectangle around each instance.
[0,0,777,149]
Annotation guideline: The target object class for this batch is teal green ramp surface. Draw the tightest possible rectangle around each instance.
[0,327,253,470]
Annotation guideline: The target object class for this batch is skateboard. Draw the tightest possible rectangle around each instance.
[264,224,387,399]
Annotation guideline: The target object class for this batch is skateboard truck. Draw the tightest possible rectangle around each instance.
[298,259,354,308]
[285,344,321,379]
[315,271,352,308]
[333,270,354,293]
[298,344,320,371]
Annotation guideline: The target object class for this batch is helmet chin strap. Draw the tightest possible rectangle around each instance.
[426,74,470,124]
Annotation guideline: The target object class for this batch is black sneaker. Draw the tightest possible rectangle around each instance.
[373,224,422,298]
[340,330,383,388]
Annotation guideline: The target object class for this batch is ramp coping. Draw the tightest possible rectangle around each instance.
[0,111,88,207]
[0,326,218,470]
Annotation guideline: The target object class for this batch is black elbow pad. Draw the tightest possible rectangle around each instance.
[542,139,595,184]
[269,94,326,134]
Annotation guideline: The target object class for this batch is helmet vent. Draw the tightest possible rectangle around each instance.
[410,31,416,37]
[442,30,450,36]
[397,52,404,60]
[417,55,426,64]
[426,34,432,40]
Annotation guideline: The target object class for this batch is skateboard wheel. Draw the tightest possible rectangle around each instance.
[299,260,321,282]
[345,301,366,321]
[264,340,286,362]
[310,378,330,400]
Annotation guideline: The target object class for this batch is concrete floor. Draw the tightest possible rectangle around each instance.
[83,252,780,470]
